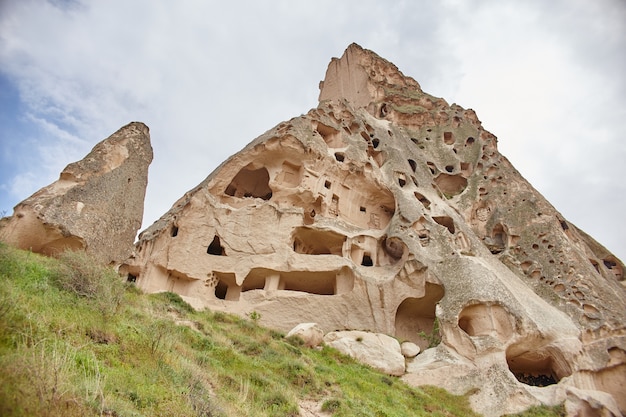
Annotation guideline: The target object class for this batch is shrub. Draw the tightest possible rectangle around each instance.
[151,291,195,314]
[321,398,341,412]
[417,317,441,348]
[52,250,124,318]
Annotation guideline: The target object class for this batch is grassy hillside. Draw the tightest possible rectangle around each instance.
[0,243,564,416]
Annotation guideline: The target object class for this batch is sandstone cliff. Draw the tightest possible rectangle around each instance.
[123,45,625,416]
[0,122,153,264]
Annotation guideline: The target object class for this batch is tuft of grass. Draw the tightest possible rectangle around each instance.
[0,243,566,417]
[150,291,195,314]
[505,404,567,417]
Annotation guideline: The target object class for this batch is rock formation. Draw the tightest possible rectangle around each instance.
[122,44,625,416]
[0,122,153,264]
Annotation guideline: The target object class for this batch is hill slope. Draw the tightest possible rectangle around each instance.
[0,244,565,416]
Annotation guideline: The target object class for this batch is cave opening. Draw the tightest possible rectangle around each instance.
[207,235,225,256]
[361,253,373,267]
[225,165,272,200]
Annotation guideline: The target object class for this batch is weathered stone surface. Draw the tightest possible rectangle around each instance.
[287,323,324,348]
[400,341,420,358]
[324,330,405,376]
[0,122,152,264]
[122,44,626,415]
[565,387,622,417]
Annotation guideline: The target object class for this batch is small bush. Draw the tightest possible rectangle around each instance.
[247,310,261,322]
[321,398,341,412]
[285,334,305,347]
[52,250,124,317]
[418,317,441,348]
[158,291,195,314]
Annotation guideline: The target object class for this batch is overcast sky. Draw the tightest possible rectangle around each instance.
[1,0,624,261]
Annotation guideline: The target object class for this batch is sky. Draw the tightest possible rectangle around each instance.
[0,0,625,261]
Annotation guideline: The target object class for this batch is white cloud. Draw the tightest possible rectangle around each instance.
[0,0,624,260]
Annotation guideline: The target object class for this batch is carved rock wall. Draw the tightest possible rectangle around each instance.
[123,45,625,416]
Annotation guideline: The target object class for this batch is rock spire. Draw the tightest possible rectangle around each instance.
[0,122,153,264]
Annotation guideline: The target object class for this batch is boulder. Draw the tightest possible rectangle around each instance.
[323,331,405,376]
[0,122,152,264]
[400,341,420,358]
[286,323,324,348]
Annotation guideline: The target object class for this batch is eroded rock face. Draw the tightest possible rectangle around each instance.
[0,122,153,264]
[123,44,626,416]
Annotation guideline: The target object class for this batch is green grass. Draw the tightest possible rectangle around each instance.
[0,243,565,416]
[504,405,566,417]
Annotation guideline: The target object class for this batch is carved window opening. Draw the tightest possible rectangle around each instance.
[506,347,564,387]
[361,253,373,267]
[433,216,455,234]
[171,225,179,237]
[372,138,380,148]
[224,165,272,200]
[126,273,137,283]
[379,103,388,118]
[489,224,508,254]
[445,165,454,173]
[334,152,345,162]
[292,227,346,255]
[603,256,624,280]
[215,281,228,300]
[315,122,344,148]
[396,172,407,187]
[408,159,417,172]
[466,137,475,145]
[443,131,454,145]
[324,180,331,189]
[207,235,225,256]
[458,303,513,341]
[414,192,431,209]
[434,173,468,197]
[214,272,239,301]
[360,206,366,213]
[242,267,354,296]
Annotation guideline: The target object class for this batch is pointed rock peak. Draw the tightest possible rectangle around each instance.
[0,121,153,264]
[61,122,151,183]
[319,43,448,120]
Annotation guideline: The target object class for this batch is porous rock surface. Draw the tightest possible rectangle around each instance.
[0,122,152,264]
[123,44,625,416]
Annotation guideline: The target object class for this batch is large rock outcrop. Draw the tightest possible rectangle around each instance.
[122,44,625,416]
[0,122,153,264]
